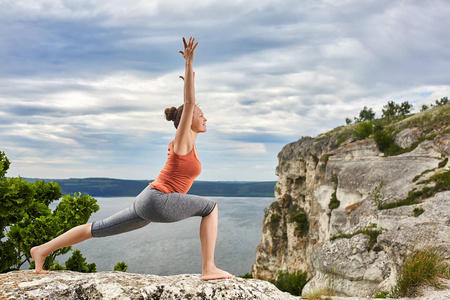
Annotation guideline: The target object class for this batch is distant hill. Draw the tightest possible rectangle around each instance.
[23,178,276,197]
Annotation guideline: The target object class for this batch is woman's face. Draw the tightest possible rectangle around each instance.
[191,107,207,133]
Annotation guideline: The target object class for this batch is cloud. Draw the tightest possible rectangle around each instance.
[1,0,449,181]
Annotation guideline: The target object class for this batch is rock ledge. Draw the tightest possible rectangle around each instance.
[0,270,298,300]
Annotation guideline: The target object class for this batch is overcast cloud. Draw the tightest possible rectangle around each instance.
[1,0,449,181]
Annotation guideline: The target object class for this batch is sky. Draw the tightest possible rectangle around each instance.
[1,0,450,182]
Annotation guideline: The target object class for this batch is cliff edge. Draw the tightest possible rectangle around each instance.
[252,104,450,297]
[0,270,299,300]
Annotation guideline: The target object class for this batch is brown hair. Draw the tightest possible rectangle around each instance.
[165,105,184,129]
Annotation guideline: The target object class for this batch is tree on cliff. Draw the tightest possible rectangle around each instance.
[435,96,449,106]
[0,151,100,273]
[357,106,376,121]
[382,101,413,117]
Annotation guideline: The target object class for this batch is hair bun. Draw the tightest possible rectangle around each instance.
[165,107,177,121]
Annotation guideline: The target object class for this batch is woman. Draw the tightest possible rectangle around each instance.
[31,37,234,280]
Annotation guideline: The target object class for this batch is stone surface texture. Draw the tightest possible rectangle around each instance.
[1,270,449,299]
[0,270,299,300]
[252,128,450,297]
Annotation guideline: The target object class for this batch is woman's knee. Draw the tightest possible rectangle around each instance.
[204,204,218,218]
[85,223,93,238]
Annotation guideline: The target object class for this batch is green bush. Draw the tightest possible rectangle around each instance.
[382,101,413,118]
[413,207,424,217]
[328,175,340,211]
[364,228,384,250]
[114,261,128,272]
[240,272,253,279]
[369,182,384,210]
[374,291,389,298]
[372,128,422,156]
[0,151,100,273]
[435,97,449,106]
[271,270,309,296]
[358,106,376,121]
[50,262,66,270]
[65,250,97,273]
[382,101,399,117]
[336,134,349,147]
[374,292,389,299]
[382,169,450,210]
[381,195,421,210]
[438,157,448,168]
[354,122,373,139]
[390,246,450,297]
[431,169,450,190]
[412,168,436,182]
[321,154,330,172]
[290,209,309,237]
[328,190,340,210]
[373,129,393,153]
[268,213,281,232]
[330,224,386,251]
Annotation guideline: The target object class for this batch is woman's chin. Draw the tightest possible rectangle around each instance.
[193,128,207,133]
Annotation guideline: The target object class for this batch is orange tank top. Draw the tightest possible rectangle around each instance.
[150,142,201,194]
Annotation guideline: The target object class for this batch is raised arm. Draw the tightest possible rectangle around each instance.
[173,37,198,155]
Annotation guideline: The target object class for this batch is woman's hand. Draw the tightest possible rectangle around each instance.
[179,37,198,64]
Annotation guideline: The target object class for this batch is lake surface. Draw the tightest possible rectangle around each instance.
[54,196,274,276]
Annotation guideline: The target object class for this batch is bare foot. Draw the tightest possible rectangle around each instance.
[30,246,49,274]
[202,266,235,281]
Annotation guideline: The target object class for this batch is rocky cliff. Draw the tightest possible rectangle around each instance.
[2,270,449,299]
[252,105,450,297]
[0,270,298,299]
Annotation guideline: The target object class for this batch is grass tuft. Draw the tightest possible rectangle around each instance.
[390,246,450,298]
[381,168,450,210]
[374,291,389,298]
[438,157,448,168]
[303,288,336,299]
[268,213,281,232]
[270,270,309,296]
[330,223,386,251]
[239,272,253,279]
[289,206,309,237]
[413,206,425,217]
[328,175,340,211]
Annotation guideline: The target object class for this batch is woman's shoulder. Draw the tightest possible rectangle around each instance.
[172,138,195,156]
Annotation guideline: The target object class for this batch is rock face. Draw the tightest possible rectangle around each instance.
[0,270,299,300]
[393,127,424,148]
[252,117,450,297]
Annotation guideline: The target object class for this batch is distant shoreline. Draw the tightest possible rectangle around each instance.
[22,177,277,198]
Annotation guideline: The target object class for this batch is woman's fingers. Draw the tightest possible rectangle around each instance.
[180,37,198,61]
[184,37,197,51]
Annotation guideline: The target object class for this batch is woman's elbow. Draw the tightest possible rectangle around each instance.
[184,99,196,106]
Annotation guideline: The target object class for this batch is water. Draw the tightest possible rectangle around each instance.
[54,196,274,276]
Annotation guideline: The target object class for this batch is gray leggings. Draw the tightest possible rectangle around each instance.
[91,185,216,238]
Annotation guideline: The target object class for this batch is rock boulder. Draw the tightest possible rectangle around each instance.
[0,270,299,300]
